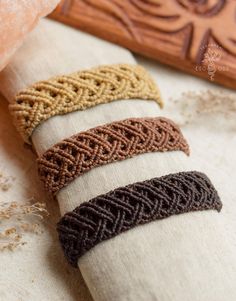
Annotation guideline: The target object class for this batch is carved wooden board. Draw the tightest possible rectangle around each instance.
[49,0,236,89]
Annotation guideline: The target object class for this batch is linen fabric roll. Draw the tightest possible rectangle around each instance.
[0,18,235,301]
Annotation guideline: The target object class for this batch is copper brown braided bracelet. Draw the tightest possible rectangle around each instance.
[57,171,222,267]
[37,117,190,194]
[9,64,163,143]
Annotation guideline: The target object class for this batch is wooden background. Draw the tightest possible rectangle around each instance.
[49,0,236,89]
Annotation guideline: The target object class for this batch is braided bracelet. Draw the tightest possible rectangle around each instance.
[37,117,190,194]
[57,171,222,267]
[9,64,162,143]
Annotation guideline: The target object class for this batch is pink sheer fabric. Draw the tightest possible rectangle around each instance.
[0,0,59,71]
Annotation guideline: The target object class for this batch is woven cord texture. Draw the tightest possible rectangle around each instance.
[9,64,163,143]
[37,117,190,194]
[57,171,222,267]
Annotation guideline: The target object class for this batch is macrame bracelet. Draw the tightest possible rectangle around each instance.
[37,117,190,194]
[9,64,163,143]
[57,171,222,267]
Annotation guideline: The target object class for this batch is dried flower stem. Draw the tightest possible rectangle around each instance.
[0,172,15,192]
[170,89,236,127]
[0,199,49,251]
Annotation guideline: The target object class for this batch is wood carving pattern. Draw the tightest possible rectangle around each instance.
[50,0,236,89]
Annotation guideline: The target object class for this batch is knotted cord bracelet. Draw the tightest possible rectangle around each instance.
[37,117,190,194]
[57,171,222,267]
[9,64,163,143]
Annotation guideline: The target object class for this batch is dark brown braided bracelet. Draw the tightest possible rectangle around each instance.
[57,171,222,267]
[38,117,190,194]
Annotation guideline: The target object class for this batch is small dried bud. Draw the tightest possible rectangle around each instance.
[0,196,49,252]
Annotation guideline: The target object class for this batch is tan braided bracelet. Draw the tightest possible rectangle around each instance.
[37,117,190,194]
[9,64,163,143]
[57,171,222,267]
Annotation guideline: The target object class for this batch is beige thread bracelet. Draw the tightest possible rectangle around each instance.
[9,64,163,143]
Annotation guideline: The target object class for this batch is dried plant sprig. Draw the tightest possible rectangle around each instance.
[0,227,25,251]
[170,89,236,127]
[0,198,49,251]
[0,200,49,220]
[0,172,15,192]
